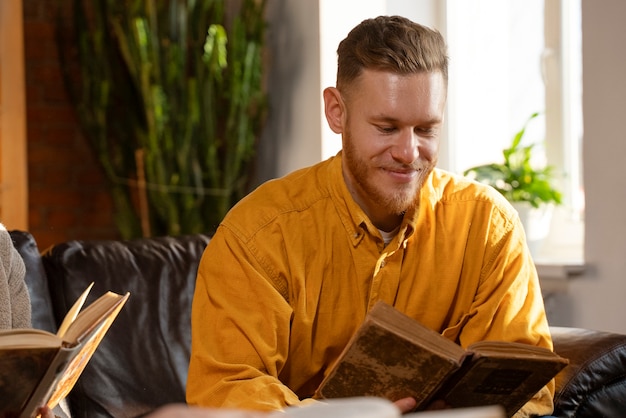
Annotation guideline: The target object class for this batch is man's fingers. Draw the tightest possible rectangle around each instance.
[393,397,417,413]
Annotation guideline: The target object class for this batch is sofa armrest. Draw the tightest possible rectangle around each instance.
[550,326,626,418]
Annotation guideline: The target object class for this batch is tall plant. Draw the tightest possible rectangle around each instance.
[58,0,267,238]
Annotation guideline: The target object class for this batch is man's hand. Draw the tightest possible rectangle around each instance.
[393,397,417,413]
[393,397,451,414]
[36,406,56,418]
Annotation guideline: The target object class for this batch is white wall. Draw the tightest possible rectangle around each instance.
[261,0,626,333]
[564,0,626,333]
[257,0,321,181]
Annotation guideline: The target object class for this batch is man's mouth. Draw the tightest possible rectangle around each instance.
[382,167,418,183]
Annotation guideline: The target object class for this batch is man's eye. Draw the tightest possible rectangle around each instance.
[377,126,395,133]
[416,127,436,136]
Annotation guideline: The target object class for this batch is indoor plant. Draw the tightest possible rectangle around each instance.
[463,112,562,209]
[57,0,267,239]
[463,112,562,255]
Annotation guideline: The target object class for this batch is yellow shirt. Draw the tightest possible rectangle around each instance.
[187,154,554,417]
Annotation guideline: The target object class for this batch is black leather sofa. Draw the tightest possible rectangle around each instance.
[9,230,626,418]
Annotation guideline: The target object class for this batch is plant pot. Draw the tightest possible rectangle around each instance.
[511,202,554,259]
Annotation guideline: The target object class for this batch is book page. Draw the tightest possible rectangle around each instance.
[63,291,128,344]
[0,329,60,349]
[56,282,94,339]
[468,340,568,360]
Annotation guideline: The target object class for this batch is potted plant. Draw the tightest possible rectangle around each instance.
[463,112,562,256]
[57,0,267,239]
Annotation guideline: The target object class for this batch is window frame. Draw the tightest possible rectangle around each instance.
[444,0,584,263]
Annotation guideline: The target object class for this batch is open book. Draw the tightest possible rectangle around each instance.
[314,301,568,418]
[0,283,130,418]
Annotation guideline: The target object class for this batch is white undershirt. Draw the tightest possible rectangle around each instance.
[379,225,401,245]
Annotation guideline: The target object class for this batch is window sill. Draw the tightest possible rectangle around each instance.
[532,205,585,296]
[535,260,585,297]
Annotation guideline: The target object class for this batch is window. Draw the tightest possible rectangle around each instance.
[317,0,583,263]
[444,0,583,262]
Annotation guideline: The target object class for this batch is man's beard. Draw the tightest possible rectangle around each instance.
[343,135,435,215]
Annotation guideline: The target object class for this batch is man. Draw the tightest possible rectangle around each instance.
[187,16,554,417]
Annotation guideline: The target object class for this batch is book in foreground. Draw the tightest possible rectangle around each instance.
[0,283,130,418]
[273,397,505,418]
[314,301,568,418]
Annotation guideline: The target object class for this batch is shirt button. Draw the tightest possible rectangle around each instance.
[380,260,386,268]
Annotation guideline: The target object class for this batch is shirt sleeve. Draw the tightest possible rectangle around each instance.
[186,225,305,411]
[0,225,30,329]
[455,211,555,418]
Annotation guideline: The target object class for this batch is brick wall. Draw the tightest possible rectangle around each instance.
[23,0,119,250]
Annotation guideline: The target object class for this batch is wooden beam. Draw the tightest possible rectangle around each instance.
[0,0,28,229]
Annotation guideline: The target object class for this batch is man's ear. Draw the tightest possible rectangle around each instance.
[323,87,345,134]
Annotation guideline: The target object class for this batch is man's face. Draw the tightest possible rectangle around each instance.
[334,69,446,220]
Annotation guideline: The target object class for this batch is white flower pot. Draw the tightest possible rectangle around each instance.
[511,201,554,259]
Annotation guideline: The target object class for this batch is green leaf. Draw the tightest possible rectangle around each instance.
[463,112,562,207]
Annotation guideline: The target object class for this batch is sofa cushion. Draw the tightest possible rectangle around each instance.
[41,233,211,418]
[9,230,57,333]
[551,326,626,417]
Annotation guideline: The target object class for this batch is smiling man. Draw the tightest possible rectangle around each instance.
[187,16,555,418]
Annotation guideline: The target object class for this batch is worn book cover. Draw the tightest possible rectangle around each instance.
[0,284,129,418]
[314,301,568,417]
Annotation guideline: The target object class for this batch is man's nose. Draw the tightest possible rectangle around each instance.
[391,129,419,164]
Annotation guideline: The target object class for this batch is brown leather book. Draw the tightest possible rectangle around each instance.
[314,301,568,418]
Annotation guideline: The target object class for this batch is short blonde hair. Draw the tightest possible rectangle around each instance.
[336,16,448,96]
